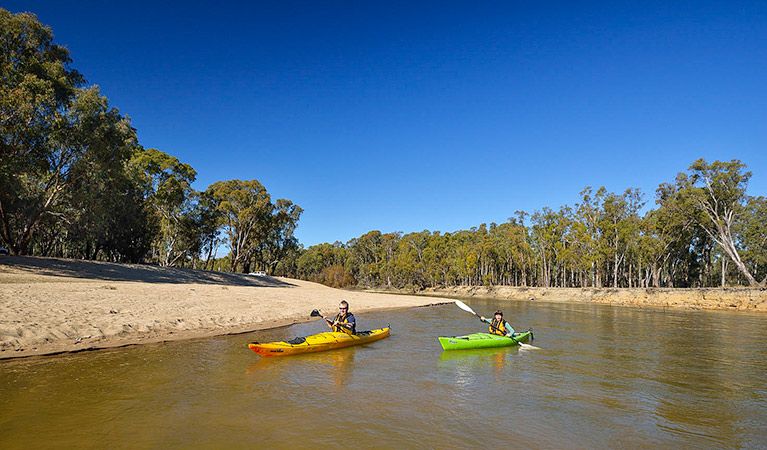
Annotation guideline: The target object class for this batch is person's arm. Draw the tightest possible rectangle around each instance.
[332,315,355,330]
[504,321,516,337]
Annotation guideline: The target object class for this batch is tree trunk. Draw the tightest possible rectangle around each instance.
[721,257,726,287]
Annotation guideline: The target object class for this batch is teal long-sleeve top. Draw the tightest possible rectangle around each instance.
[480,317,515,336]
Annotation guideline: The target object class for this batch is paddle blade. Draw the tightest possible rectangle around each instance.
[310,309,321,317]
[518,343,541,350]
[454,300,478,316]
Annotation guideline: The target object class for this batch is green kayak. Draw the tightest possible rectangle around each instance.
[438,330,532,351]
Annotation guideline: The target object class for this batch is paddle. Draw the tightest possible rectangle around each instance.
[453,300,520,344]
[310,309,332,325]
[310,309,353,331]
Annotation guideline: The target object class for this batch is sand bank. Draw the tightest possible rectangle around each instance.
[423,285,767,312]
[0,256,443,359]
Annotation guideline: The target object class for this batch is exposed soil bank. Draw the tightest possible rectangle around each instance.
[423,285,767,312]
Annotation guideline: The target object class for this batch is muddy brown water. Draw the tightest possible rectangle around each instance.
[1,299,766,449]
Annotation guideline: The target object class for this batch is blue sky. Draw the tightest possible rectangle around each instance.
[5,1,766,247]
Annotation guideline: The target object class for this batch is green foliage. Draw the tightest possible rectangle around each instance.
[131,147,198,266]
[736,196,767,283]
[295,159,765,289]
[205,179,302,273]
[657,159,762,286]
[1,9,85,253]
[0,10,302,272]
[3,10,764,287]
[297,242,354,286]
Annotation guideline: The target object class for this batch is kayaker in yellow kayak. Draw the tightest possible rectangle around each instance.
[328,300,356,334]
[479,310,515,337]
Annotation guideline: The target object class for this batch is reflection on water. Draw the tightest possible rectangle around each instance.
[246,346,355,387]
[1,300,766,449]
[438,346,523,383]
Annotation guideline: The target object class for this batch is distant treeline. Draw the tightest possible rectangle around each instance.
[294,162,766,289]
[0,9,301,272]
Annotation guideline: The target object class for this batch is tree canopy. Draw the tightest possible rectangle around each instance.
[1,9,763,288]
[0,9,301,270]
[296,159,765,289]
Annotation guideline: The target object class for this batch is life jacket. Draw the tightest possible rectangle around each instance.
[332,312,355,334]
[490,317,506,335]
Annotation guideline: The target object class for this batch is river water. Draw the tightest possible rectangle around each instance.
[1,298,766,449]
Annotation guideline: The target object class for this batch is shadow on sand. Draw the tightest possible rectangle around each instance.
[0,256,296,287]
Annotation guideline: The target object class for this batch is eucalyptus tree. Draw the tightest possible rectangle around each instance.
[206,179,273,272]
[478,223,501,286]
[62,147,151,262]
[664,159,763,286]
[449,230,480,286]
[651,180,702,287]
[255,198,303,274]
[347,230,384,286]
[131,148,198,266]
[735,196,767,285]
[12,86,141,257]
[552,206,575,287]
[377,232,401,287]
[194,189,224,270]
[556,206,593,287]
[422,231,450,287]
[637,210,668,287]
[564,217,593,287]
[575,187,607,286]
[530,207,568,287]
[599,188,644,287]
[394,230,431,288]
[509,211,534,286]
[0,10,141,254]
[297,241,349,282]
[296,244,327,279]
[272,245,302,278]
[491,222,525,286]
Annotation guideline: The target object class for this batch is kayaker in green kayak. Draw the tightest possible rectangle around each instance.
[479,310,515,337]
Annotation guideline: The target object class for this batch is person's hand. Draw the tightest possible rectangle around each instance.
[480,316,486,322]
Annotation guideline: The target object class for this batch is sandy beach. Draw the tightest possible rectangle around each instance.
[2,256,765,359]
[0,256,444,359]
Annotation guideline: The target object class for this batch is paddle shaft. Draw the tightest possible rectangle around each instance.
[455,301,518,342]
[318,312,353,331]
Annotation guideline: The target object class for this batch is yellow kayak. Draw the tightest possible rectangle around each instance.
[249,327,390,357]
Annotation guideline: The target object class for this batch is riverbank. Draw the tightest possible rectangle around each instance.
[0,256,444,359]
[3,256,766,360]
[422,285,767,312]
